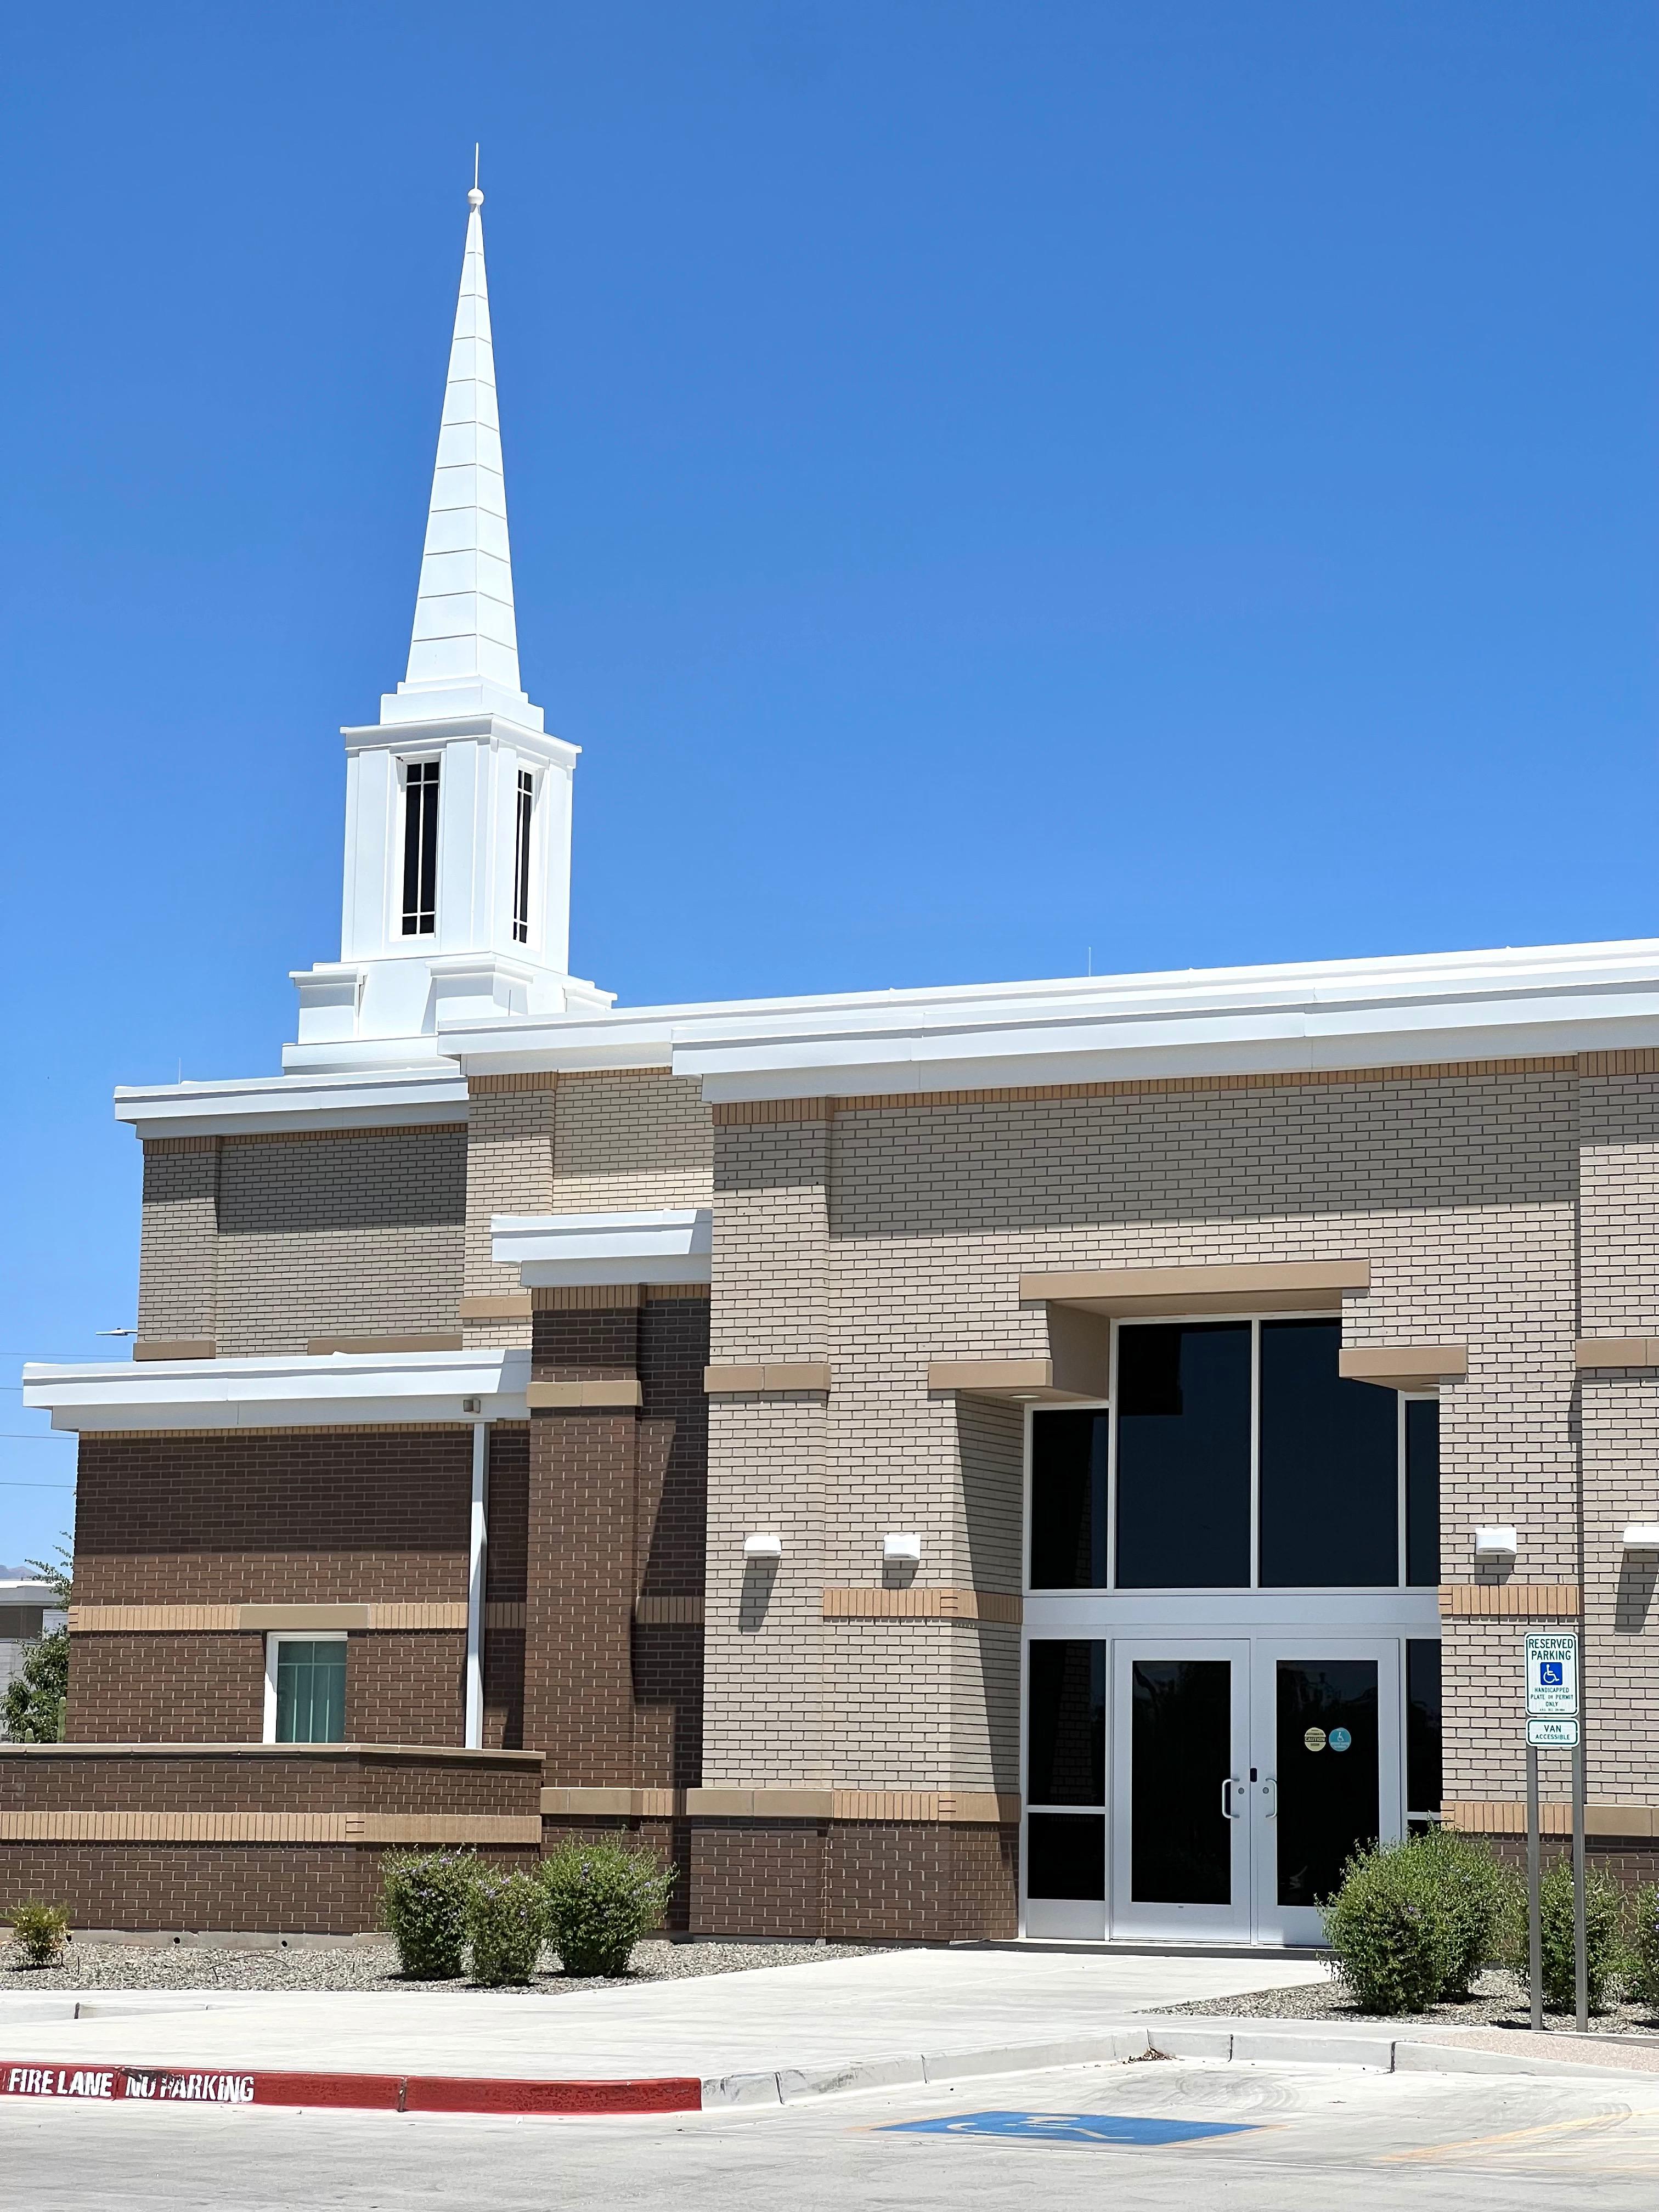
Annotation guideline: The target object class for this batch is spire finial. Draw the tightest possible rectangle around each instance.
[469,143,482,209]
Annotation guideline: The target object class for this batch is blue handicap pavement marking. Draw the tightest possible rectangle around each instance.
[881,2111,1260,2147]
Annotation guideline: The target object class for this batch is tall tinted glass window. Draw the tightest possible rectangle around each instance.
[1406,1639,1442,1819]
[1030,1410,1108,1588]
[1405,1399,1441,1588]
[401,759,440,935]
[1259,1320,1398,1587]
[1026,1640,1105,1805]
[1115,1324,1251,1588]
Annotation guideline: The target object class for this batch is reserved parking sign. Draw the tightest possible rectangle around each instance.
[1524,1632,1579,1718]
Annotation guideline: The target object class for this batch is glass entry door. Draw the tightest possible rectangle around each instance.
[1109,1639,1251,1941]
[1250,1640,1400,1946]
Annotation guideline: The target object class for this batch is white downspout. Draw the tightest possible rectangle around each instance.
[465,1421,488,1748]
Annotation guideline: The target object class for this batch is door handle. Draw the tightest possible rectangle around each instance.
[1260,1775,1278,1819]
[1221,1776,1243,1820]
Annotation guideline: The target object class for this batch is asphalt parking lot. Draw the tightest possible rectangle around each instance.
[6,2055,1659,2211]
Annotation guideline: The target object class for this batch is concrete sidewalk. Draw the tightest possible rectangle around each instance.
[0,1949,1321,2084]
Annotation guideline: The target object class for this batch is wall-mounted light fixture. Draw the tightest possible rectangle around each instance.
[1622,1525,1659,1551]
[883,1532,922,1563]
[461,1397,482,1415]
[743,1532,782,1560]
[1474,1526,1517,1560]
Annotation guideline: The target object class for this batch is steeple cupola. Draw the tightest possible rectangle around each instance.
[287,181,611,1071]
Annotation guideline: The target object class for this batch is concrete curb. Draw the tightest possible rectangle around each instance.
[1,2021,1644,2119]
[703,2022,1657,2107]
[0,2061,701,2116]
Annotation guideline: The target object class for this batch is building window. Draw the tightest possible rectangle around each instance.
[401,759,440,935]
[1025,1639,1106,1901]
[265,1635,347,1744]
[1405,1638,1443,1827]
[1404,1398,1441,1587]
[512,769,533,945]
[1028,1318,1443,1593]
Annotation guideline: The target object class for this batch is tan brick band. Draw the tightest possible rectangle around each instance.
[525,1379,642,1409]
[0,1812,541,1845]
[70,1604,471,1634]
[1340,1344,1467,1389]
[1446,1802,1659,1838]
[822,1587,1022,1624]
[532,1284,642,1311]
[1577,1338,1659,1370]
[541,1787,681,1818]
[704,1362,832,1395]
[1438,1584,1581,1618]
[459,1293,534,1321]
[680,1787,1019,1825]
[634,1595,704,1625]
[133,1339,216,1362]
[485,1602,527,1629]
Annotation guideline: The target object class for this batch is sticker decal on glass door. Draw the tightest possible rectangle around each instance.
[1276,1661,1379,1908]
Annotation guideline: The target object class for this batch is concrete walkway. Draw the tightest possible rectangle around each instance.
[0,1948,1327,2083]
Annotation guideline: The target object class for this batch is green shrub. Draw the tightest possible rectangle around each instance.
[379,1849,475,1979]
[466,1868,548,1987]
[1322,1838,1457,2015]
[1412,1826,1517,1998]
[1627,1884,1659,2016]
[1519,1859,1627,2014]
[8,1901,70,1968]
[541,1836,676,1977]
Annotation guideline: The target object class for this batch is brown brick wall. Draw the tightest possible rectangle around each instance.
[346,1633,464,1746]
[0,1748,540,1818]
[686,1819,1017,1940]
[74,1430,472,1608]
[524,1297,709,1793]
[67,1634,263,1745]
[484,1424,528,1751]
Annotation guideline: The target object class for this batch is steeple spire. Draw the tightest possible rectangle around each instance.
[386,172,537,726]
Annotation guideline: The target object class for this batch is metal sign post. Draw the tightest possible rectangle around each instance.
[1526,1742,1542,2032]
[1524,1633,1583,2033]
[1573,1736,1588,2033]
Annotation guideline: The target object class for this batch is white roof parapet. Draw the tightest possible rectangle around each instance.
[436,937,1659,1101]
[492,1207,713,1288]
[114,1066,470,1139]
[21,1350,528,1433]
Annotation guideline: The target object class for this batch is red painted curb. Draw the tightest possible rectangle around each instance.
[0,2061,701,2117]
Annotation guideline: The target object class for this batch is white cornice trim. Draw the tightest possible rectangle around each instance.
[492,1206,713,1286]
[113,1067,470,1139]
[21,1350,528,1432]
[438,937,1659,1098]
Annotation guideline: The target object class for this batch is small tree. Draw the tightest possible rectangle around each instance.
[3,1547,72,1746]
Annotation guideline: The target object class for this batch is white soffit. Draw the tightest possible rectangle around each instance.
[21,1350,528,1432]
[492,1207,713,1286]
[114,1067,470,1139]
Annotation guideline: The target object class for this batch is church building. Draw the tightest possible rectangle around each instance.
[14,188,1659,1944]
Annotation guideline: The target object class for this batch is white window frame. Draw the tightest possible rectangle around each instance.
[263,1630,349,1745]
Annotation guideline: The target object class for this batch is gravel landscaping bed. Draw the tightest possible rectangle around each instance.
[0,1937,889,1996]
[1151,1965,1659,2039]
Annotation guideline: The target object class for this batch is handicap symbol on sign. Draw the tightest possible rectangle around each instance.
[1540,1662,1563,1686]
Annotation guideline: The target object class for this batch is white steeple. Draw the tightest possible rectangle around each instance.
[285,175,613,1073]
[386,180,534,727]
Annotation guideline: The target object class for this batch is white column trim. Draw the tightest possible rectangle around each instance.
[465,1422,489,1748]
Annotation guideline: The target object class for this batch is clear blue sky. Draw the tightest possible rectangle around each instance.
[2,2,1655,1559]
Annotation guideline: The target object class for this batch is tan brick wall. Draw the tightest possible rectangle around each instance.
[552,1071,713,1213]
[213,1126,466,1355]
[136,1139,218,1342]
[463,1079,556,1346]
[703,1066,1584,1813]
